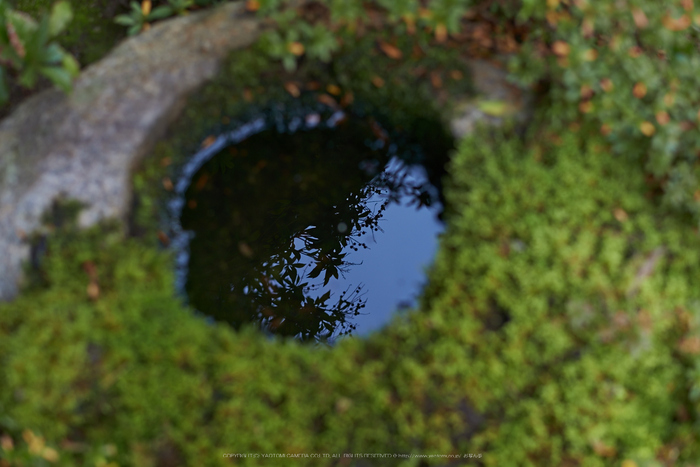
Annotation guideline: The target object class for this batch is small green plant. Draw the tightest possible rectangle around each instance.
[114,1,173,36]
[0,1,79,103]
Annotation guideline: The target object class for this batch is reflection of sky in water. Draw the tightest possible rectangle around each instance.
[307,157,444,339]
[171,111,446,341]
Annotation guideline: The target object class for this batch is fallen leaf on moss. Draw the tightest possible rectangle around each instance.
[371,76,385,88]
[640,121,655,136]
[288,41,305,56]
[633,82,647,98]
[378,40,402,59]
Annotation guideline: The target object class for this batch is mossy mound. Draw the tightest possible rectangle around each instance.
[2,122,700,465]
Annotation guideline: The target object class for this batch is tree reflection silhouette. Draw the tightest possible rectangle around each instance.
[181,116,436,342]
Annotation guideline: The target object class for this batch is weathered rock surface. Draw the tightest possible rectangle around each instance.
[0,2,263,301]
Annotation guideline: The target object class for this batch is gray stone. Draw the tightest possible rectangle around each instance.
[0,2,264,301]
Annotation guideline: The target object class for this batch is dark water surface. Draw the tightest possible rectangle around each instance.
[171,110,446,342]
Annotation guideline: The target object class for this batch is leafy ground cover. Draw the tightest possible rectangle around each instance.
[2,0,700,465]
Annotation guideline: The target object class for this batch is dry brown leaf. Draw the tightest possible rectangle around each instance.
[435,23,448,43]
[287,41,305,56]
[632,82,647,98]
[628,46,643,58]
[600,78,613,92]
[450,70,464,80]
[160,157,172,167]
[243,88,253,102]
[580,84,594,99]
[579,101,592,113]
[430,71,442,89]
[246,0,260,12]
[640,121,655,136]
[326,84,342,95]
[632,8,649,28]
[87,282,99,300]
[600,123,612,135]
[614,208,628,222]
[656,111,670,126]
[663,14,691,31]
[162,177,173,191]
[679,336,700,355]
[552,40,570,56]
[378,40,402,59]
[371,76,385,88]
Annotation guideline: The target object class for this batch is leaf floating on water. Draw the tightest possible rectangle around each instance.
[157,231,170,246]
[326,84,342,96]
[377,40,402,59]
[238,242,254,258]
[284,82,300,97]
[340,92,354,107]
[195,173,209,191]
[317,94,338,108]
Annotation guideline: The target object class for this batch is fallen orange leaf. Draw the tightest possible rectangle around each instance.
[378,40,402,59]
[632,82,647,99]
[552,40,570,56]
[640,121,655,136]
[162,177,173,191]
[246,0,260,12]
[430,71,442,89]
[435,23,448,43]
[371,76,385,88]
[288,41,305,56]
[326,84,342,95]
[201,135,216,149]
[656,111,670,126]
[632,8,648,28]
